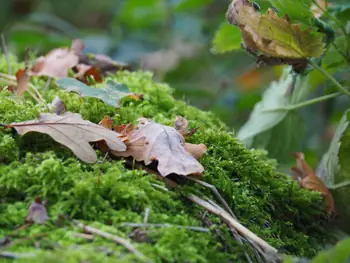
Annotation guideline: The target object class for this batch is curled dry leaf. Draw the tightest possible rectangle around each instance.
[111,118,206,177]
[56,78,143,108]
[26,197,49,224]
[7,112,126,163]
[48,96,65,115]
[226,0,325,59]
[30,39,84,78]
[73,64,103,84]
[291,152,336,215]
[15,68,30,96]
[175,116,188,137]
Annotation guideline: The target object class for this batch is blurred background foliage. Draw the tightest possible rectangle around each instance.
[0,0,349,171]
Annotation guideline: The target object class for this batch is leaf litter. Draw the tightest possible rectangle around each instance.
[6,112,126,163]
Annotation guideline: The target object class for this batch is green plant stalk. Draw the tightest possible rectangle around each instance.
[308,59,350,96]
[264,92,341,112]
[312,0,350,57]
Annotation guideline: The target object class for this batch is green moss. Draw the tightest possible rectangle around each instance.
[0,57,332,263]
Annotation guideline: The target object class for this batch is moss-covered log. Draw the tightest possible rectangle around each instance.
[0,57,332,262]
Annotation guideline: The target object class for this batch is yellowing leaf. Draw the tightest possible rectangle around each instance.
[7,112,126,163]
[111,118,206,177]
[226,0,325,59]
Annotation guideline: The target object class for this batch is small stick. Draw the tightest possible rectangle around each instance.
[72,232,94,241]
[0,252,36,259]
[184,175,236,218]
[143,208,150,229]
[73,220,150,261]
[44,77,52,91]
[120,223,210,233]
[187,194,278,254]
[1,34,11,75]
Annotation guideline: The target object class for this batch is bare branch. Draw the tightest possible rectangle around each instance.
[73,220,150,261]
[120,223,210,233]
[1,34,11,75]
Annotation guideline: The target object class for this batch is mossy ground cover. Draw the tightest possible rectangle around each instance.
[0,57,331,262]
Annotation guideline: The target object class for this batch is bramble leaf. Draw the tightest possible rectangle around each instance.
[211,22,242,54]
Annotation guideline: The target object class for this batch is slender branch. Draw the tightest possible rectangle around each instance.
[73,220,150,261]
[308,60,350,96]
[187,194,278,254]
[263,92,342,112]
[1,34,11,75]
[120,223,210,233]
[184,175,236,218]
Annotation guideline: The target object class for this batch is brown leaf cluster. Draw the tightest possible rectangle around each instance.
[99,116,207,177]
[291,152,336,216]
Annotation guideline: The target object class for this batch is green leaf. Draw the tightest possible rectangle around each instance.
[211,23,242,54]
[322,36,347,69]
[237,67,310,145]
[267,0,313,25]
[56,78,137,108]
[317,109,350,232]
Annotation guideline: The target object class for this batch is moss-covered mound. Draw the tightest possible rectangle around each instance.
[0,58,330,263]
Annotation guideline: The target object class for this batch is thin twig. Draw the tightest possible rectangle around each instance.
[120,223,210,233]
[71,232,94,241]
[73,220,150,261]
[0,252,36,259]
[1,34,11,75]
[44,77,52,91]
[184,175,236,218]
[187,194,278,254]
[143,208,150,229]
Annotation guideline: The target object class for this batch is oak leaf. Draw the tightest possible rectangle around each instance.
[291,152,336,215]
[7,112,126,163]
[30,39,84,78]
[26,197,49,224]
[226,0,325,59]
[111,118,206,177]
[56,78,142,108]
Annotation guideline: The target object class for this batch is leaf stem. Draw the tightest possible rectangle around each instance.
[264,92,341,112]
[308,59,350,96]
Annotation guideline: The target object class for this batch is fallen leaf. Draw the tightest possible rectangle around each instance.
[26,197,49,224]
[174,116,188,137]
[56,78,142,108]
[291,152,336,215]
[184,143,207,160]
[111,118,206,177]
[30,39,84,78]
[48,96,65,115]
[226,0,325,59]
[7,112,126,163]
[15,68,30,96]
[78,53,132,75]
[73,64,103,84]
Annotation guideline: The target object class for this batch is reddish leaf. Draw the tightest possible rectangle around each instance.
[291,152,336,215]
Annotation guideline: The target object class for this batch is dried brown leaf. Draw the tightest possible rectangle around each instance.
[30,39,84,78]
[8,112,126,163]
[15,68,30,96]
[111,118,205,177]
[291,152,336,215]
[26,197,49,224]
